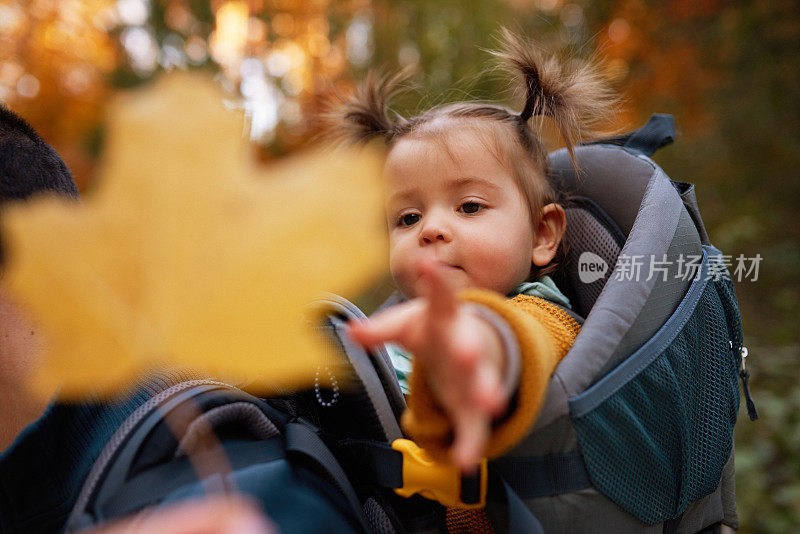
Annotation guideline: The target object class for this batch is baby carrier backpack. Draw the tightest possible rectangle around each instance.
[300,114,755,534]
[66,115,754,534]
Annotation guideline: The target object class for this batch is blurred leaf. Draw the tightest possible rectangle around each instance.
[0,72,387,399]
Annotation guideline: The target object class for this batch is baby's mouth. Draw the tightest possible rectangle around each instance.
[438,262,463,271]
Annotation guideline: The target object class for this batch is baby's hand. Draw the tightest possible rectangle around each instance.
[347,260,509,471]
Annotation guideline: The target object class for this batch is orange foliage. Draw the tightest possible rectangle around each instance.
[0,0,364,189]
[0,0,119,189]
[595,0,727,136]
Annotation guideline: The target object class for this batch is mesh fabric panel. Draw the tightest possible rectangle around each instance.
[571,274,742,525]
[564,205,623,317]
[364,497,398,534]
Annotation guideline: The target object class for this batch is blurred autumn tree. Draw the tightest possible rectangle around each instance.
[1,0,798,531]
[0,0,373,187]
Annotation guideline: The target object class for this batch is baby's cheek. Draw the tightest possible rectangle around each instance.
[389,255,417,298]
[488,246,532,292]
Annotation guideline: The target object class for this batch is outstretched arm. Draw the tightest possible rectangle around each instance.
[347,260,509,471]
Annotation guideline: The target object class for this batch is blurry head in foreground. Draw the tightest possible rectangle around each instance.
[0,104,79,449]
[328,29,615,298]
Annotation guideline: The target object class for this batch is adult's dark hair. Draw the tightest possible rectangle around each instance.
[0,104,79,264]
[0,105,79,201]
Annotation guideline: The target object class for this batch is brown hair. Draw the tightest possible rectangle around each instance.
[326,28,616,279]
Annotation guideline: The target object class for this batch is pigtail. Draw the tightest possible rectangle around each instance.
[493,28,616,164]
[322,70,411,146]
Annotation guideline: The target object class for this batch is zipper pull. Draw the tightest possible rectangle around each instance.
[738,346,759,421]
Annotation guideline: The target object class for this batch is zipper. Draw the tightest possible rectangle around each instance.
[736,344,758,421]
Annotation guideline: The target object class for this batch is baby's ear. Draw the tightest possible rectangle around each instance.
[531,203,566,266]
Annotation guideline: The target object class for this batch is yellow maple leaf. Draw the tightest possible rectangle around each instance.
[0,72,387,399]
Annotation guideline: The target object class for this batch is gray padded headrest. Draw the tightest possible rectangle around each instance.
[549,146,654,236]
[548,146,656,317]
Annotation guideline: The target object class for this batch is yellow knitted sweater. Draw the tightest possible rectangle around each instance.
[401,289,582,459]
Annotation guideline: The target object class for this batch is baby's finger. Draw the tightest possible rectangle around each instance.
[347,318,405,349]
[451,411,490,473]
[418,259,457,321]
[472,361,507,416]
[346,301,418,348]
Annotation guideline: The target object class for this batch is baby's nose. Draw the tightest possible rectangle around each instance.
[421,232,446,244]
[419,214,452,244]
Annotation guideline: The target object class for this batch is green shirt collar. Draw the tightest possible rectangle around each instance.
[512,275,572,310]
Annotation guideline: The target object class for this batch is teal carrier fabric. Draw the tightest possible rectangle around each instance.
[569,248,743,525]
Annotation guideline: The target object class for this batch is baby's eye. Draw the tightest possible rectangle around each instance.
[398,213,421,227]
[459,201,484,214]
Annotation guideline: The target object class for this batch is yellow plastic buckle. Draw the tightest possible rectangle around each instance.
[392,438,487,509]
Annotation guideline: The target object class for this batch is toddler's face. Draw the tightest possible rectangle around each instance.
[385,130,535,298]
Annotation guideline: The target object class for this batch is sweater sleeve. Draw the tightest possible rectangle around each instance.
[400,289,581,459]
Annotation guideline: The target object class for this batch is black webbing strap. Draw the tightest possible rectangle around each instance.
[338,439,404,488]
[490,451,591,498]
[460,471,483,506]
[284,422,369,532]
